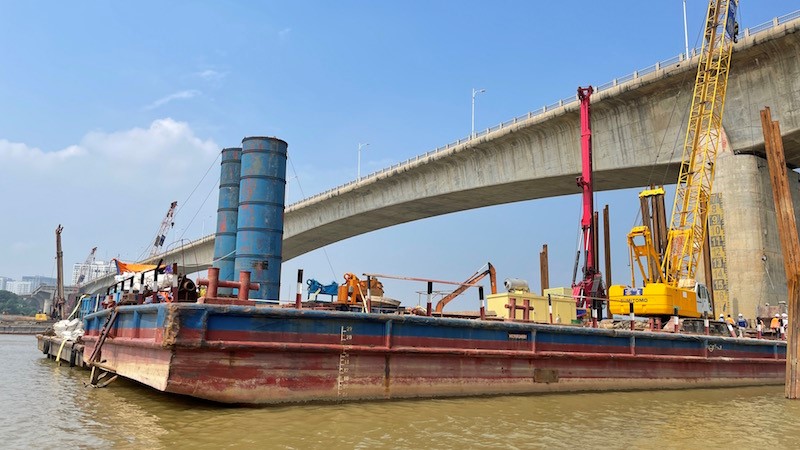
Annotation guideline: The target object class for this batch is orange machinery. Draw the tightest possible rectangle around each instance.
[434,263,497,314]
[337,273,384,305]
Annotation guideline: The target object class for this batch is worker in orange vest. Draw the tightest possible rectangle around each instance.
[770,314,781,337]
[725,314,735,325]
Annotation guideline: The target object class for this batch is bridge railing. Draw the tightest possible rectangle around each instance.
[288,9,800,208]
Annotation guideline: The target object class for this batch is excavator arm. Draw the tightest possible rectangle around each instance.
[434,263,497,314]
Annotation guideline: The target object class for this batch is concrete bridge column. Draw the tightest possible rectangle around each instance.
[708,149,800,319]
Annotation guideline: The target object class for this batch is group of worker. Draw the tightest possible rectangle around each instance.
[719,312,788,339]
[720,313,749,337]
[769,313,790,339]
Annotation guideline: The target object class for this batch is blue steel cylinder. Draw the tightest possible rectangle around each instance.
[212,147,242,293]
[234,136,288,300]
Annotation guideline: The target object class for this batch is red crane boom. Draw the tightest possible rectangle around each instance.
[572,86,606,316]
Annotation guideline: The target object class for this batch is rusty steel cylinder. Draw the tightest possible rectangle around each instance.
[212,147,242,294]
[234,136,288,300]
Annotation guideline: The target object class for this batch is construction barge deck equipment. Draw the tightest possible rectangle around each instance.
[37,125,787,405]
[35,1,793,405]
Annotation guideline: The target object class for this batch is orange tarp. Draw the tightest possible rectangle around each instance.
[113,258,158,274]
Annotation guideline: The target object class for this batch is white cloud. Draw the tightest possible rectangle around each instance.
[0,119,220,278]
[195,69,228,81]
[144,89,201,110]
[0,140,86,171]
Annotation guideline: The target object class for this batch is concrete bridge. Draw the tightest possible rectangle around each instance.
[82,13,800,305]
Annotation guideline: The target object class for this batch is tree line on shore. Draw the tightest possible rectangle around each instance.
[0,290,38,316]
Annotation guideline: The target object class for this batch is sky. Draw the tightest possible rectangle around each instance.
[0,1,797,309]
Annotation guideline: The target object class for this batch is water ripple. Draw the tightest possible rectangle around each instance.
[2,335,799,450]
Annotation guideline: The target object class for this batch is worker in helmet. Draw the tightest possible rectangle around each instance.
[770,314,781,338]
[719,313,725,322]
[725,314,735,325]
[781,313,789,339]
[737,313,748,337]
[736,313,747,328]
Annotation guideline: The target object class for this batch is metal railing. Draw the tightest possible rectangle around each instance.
[288,9,800,208]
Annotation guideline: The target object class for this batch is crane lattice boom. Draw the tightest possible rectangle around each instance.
[663,0,738,287]
[76,246,98,285]
[150,201,178,257]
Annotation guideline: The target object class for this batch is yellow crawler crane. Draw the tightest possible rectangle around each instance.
[609,0,739,318]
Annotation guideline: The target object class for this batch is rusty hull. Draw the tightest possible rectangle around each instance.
[80,304,787,404]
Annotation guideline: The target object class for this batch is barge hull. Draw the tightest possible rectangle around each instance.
[78,304,786,404]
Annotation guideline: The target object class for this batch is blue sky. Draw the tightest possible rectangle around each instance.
[1,1,796,307]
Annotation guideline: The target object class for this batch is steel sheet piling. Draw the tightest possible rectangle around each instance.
[212,148,242,294]
[234,137,288,300]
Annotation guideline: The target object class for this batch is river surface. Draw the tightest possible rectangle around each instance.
[2,334,799,449]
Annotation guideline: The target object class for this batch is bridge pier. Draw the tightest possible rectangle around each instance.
[706,148,800,319]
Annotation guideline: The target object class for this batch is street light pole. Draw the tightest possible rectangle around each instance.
[471,88,485,139]
[683,0,690,59]
[357,142,370,179]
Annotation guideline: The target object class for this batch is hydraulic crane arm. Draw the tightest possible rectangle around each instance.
[572,86,606,310]
[434,263,497,314]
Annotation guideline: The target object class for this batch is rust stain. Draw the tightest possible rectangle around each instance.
[251,260,269,270]
[162,305,180,348]
[384,354,391,397]
[533,368,559,383]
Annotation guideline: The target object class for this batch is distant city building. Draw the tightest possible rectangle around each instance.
[22,275,57,290]
[5,281,32,296]
[71,260,115,285]
[0,276,11,291]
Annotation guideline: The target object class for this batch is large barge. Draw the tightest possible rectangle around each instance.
[60,301,785,404]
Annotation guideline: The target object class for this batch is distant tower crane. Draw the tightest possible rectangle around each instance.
[150,201,178,257]
[76,246,98,285]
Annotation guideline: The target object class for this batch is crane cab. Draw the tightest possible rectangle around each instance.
[694,283,712,316]
[608,282,712,318]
